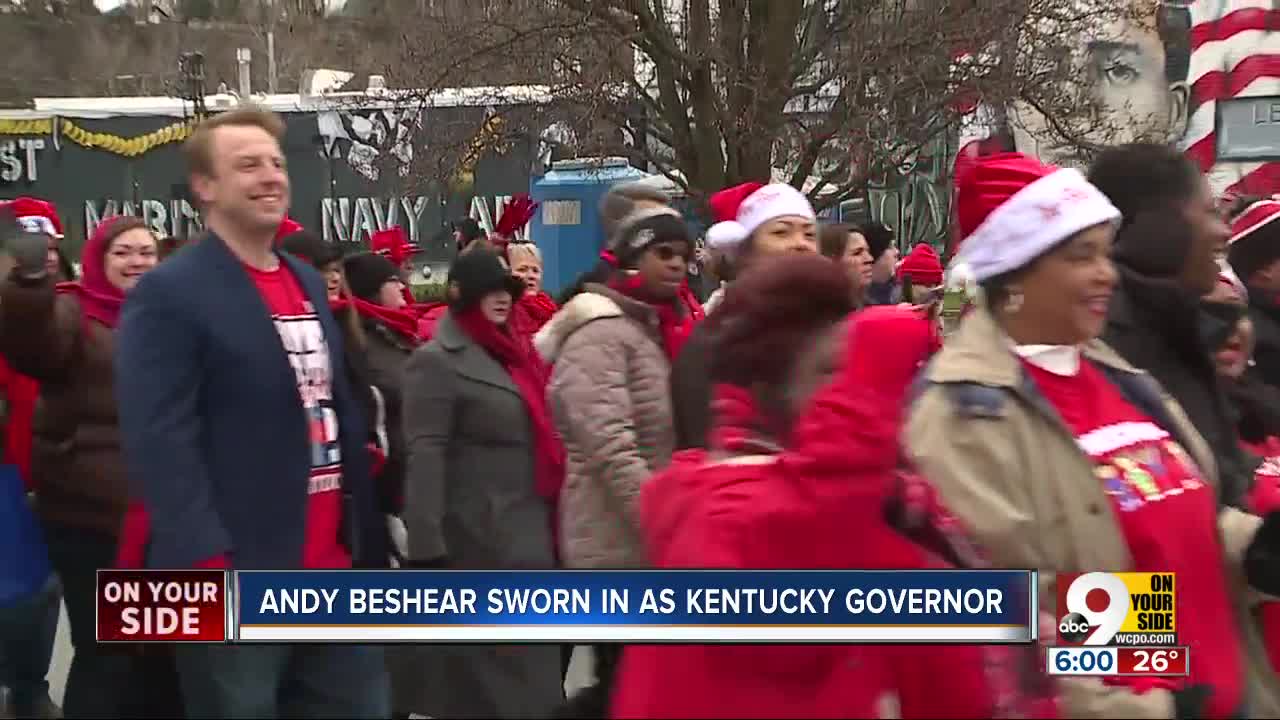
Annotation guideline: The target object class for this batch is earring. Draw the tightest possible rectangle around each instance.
[1003,291,1024,315]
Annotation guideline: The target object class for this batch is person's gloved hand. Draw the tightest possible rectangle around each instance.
[1172,684,1211,720]
[1245,511,1280,595]
[842,304,941,402]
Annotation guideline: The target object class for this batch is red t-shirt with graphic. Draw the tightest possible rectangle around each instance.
[246,263,351,570]
[1245,436,1280,674]
[1024,359,1242,718]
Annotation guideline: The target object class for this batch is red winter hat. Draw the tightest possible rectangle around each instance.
[953,151,1119,282]
[705,182,815,258]
[275,218,303,242]
[955,153,1057,241]
[370,226,419,266]
[897,244,944,287]
[4,196,64,239]
[1228,198,1280,282]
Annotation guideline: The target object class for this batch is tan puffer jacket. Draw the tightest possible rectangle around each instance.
[536,284,676,568]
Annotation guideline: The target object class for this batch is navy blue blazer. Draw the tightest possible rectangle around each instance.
[115,233,382,569]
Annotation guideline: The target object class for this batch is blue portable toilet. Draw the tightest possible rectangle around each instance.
[530,157,649,295]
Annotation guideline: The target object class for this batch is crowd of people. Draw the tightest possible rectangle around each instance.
[5,103,1280,719]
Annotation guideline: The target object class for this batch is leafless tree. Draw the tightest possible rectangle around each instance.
[381,0,1146,210]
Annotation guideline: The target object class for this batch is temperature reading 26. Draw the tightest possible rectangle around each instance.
[1117,647,1190,676]
[1133,649,1175,672]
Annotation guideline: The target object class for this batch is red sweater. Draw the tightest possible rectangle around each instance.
[246,264,350,569]
[1025,360,1243,717]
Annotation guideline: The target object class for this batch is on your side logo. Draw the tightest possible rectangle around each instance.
[1056,572,1175,646]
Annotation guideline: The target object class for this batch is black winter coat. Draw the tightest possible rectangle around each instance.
[1103,266,1257,508]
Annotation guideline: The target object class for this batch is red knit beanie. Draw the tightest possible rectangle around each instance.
[897,244,944,286]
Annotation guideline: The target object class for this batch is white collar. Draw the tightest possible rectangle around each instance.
[1012,344,1081,376]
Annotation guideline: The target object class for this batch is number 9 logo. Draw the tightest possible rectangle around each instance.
[1063,572,1129,645]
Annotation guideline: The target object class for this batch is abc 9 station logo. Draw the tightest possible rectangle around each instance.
[1058,573,1130,645]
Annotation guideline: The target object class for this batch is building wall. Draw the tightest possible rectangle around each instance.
[0,106,536,271]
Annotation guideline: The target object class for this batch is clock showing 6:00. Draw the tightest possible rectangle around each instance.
[1048,646,1190,677]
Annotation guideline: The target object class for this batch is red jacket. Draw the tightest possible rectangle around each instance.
[611,307,1019,719]
[0,356,38,489]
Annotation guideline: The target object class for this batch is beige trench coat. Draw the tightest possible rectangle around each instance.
[906,305,1280,719]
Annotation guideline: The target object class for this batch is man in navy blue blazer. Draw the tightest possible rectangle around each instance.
[115,107,388,719]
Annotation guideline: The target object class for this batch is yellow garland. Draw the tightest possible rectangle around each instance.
[0,117,194,157]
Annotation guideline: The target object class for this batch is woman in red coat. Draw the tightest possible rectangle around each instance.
[611,254,1053,719]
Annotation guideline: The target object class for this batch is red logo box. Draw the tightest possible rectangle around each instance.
[96,569,228,642]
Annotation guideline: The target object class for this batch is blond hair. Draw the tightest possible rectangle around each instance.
[506,242,542,267]
[183,106,286,177]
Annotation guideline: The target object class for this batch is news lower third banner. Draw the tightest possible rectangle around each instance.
[227,569,1036,644]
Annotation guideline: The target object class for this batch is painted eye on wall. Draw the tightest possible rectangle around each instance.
[1103,61,1139,86]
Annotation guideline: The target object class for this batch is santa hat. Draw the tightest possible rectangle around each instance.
[955,153,1120,282]
[275,217,303,242]
[3,197,64,239]
[897,244,944,286]
[704,182,813,257]
[1228,198,1280,283]
[371,226,419,266]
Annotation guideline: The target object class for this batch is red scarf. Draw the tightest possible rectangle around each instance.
[56,216,131,328]
[509,291,558,344]
[607,274,696,362]
[454,306,566,507]
[679,283,706,323]
[332,296,422,344]
[519,290,558,327]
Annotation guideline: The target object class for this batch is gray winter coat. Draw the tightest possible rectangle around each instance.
[393,310,561,719]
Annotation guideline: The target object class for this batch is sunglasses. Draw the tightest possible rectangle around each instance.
[651,244,689,262]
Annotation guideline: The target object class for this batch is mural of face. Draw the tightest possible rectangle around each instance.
[1008,2,1189,169]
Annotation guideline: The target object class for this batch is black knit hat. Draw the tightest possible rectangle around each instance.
[343,252,401,303]
[281,230,343,269]
[863,221,894,261]
[610,207,691,267]
[447,249,525,310]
